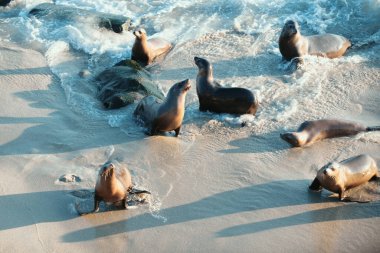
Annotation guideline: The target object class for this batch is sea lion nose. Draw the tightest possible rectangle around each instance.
[323,170,327,175]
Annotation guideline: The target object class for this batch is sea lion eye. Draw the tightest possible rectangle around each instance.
[331,167,335,171]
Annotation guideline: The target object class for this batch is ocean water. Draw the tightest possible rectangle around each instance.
[0,0,379,135]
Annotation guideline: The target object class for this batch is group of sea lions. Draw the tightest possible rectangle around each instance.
[78,19,379,215]
[4,0,376,212]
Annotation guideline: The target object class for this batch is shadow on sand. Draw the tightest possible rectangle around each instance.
[218,130,290,154]
[0,81,140,156]
[217,201,380,237]
[0,190,76,231]
[59,179,380,243]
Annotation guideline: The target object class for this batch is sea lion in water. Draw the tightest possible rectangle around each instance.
[194,57,258,115]
[309,154,380,200]
[79,162,150,215]
[280,119,380,147]
[279,20,351,62]
[131,28,172,67]
[134,79,191,136]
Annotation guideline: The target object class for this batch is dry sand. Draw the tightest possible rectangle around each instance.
[0,37,379,253]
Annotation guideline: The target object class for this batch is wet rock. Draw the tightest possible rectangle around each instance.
[95,60,165,109]
[59,174,82,183]
[29,3,133,33]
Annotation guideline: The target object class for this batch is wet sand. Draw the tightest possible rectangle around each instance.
[0,36,379,253]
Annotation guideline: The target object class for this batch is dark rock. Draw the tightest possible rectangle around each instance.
[0,0,12,7]
[95,60,165,109]
[29,3,133,33]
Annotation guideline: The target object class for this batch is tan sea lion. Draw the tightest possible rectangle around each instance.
[134,79,191,136]
[131,28,172,67]
[279,20,351,62]
[79,162,149,215]
[194,57,258,115]
[309,154,380,200]
[280,119,380,147]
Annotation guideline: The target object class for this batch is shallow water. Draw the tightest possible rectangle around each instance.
[1,0,379,132]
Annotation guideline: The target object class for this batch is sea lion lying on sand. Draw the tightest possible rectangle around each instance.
[134,79,191,137]
[280,119,380,147]
[279,20,351,62]
[194,57,258,115]
[132,28,172,67]
[309,154,379,201]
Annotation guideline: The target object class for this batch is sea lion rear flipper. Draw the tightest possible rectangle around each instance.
[174,126,181,137]
[309,178,322,191]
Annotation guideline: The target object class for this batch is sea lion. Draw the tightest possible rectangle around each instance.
[309,154,380,200]
[194,57,258,115]
[280,119,380,147]
[131,28,172,67]
[134,79,191,136]
[279,20,351,62]
[79,162,149,215]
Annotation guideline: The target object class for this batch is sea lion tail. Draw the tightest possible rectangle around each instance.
[366,126,380,132]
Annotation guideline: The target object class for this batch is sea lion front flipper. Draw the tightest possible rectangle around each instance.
[174,126,181,137]
[339,188,346,201]
[309,178,322,191]
[78,195,101,216]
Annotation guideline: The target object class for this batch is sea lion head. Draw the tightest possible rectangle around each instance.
[167,79,191,98]
[280,132,301,147]
[318,162,341,184]
[280,20,299,39]
[133,28,147,40]
[194,57,212,77]
[98,162,115,180]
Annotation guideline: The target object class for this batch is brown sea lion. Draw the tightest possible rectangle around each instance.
[309,154,380,200]
[134,79,191,136]
[79,162,149,215]
[194,57,258,115]
[280,119,380,147]
[131,28,172,67]
[279,20,351,62]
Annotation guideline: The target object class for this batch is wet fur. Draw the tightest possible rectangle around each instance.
[279,20,351,61]
[309,155,379,201]
[194,57,258,115]
[280,119,374,147]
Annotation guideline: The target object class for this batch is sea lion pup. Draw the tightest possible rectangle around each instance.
[279,20,351,62]
[134,79,191,137]
[194,57,258,115]
[79,162,150,215]
[280,119,380,147]
[309,154,380,200]
[131,28,172,67]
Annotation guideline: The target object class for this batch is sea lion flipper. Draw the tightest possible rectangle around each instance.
[92,195,101,213]
[309,178,322,191]
[174,127,181,137]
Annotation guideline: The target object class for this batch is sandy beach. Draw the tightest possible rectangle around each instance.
[1,0,380,252]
